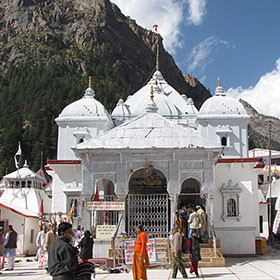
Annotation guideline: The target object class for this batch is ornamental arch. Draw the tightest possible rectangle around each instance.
[178,178,205,210]
[126,166,170,237]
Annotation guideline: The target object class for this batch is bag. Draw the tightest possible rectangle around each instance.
[0,256,5,269]
[40,253,48,268]
[182,237,190,254]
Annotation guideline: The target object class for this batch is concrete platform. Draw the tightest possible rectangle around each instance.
[0,247,279,279]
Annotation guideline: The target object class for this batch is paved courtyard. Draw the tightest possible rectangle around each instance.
[0,248,279,280]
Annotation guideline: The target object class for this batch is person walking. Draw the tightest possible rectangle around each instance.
[45,224,57,252]
[188,206,201,239]
[79,230,94,262]
[48,222,78,280]
[4,225,17,271]
[133,225,150,280]
[45,223,57,273]
[36,224,48,268]
[171,227,188,279]
[189,231,201,277]
[196,205,206,237]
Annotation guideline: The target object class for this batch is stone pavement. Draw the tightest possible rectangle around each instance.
[0,248,279,280]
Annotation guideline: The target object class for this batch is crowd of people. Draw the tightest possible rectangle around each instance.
[0,203,206,279]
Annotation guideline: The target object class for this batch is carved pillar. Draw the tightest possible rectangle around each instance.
[170,193,176,228]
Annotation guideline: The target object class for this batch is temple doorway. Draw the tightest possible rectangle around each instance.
[177,178,205,209]
[126,166,170,237]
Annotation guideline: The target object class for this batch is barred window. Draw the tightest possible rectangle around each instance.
[227,198,237,217]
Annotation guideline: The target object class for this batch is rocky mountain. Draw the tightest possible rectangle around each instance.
[240,100,280,151]
[0,0,211,176]
[0,0,278,177]
[0,0,210,107]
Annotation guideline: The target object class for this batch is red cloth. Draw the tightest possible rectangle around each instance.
[93,186,99,201]
[190,255,199,276]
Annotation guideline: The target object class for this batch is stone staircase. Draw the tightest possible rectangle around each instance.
[108,238,225,268]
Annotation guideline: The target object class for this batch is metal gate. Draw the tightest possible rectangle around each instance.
[127,194,170,237]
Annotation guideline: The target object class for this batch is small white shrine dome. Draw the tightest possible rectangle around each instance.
[57,86,111,121]
[112,99,131,118]
[199,79,248,117]
[182,96,198,115]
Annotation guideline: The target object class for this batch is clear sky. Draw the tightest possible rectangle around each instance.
[111,0,280,118]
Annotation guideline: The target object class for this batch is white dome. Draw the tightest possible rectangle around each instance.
[127,83,179,117]
[199,84,248,117]
[57,87,112,121]
[112,99,131,118]
[116,70,185,118]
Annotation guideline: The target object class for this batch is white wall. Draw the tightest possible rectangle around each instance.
[198,118,249,158]
[57,119,113,160]
[0,207,25,255]
[24,218,39,255]
[49,164,82,214]
[214,162,259,254]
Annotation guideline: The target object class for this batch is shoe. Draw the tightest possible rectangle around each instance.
[183,277,188,279]
[4,269,11,271]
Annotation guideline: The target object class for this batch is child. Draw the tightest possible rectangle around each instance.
[189,231,201,277]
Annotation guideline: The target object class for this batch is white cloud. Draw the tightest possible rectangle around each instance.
[227,58,280,118]
[111,0,207,54]
[187,0,207,25]
[187,36,234,73]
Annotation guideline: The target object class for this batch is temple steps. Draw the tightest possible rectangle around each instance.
[108,238,225,268]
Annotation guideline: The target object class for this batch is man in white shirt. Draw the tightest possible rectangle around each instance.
[36,224,48,268]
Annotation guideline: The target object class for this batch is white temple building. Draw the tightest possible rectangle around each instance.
[0,161,52,255]
[46,56,264,258]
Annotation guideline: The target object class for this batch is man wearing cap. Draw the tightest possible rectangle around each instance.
[171,227,188,279]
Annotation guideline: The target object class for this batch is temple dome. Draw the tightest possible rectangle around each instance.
[114,70,186,118]
[199,83,248,117]
[57,87,112,121]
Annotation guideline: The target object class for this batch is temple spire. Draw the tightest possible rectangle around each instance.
[150,85,154,102]
[88,76,92,88]
[218,76,221,87]
[153,24,160,71]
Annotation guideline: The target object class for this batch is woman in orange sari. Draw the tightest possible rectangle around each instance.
[133,225,150,280]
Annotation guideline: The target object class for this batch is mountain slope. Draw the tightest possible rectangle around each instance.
[0,0,211,176]
[240,99,280,151]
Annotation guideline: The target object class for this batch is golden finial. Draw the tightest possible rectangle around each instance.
[150,85,154,102]
[218,77,221,87]
[88,76,92,88]
[155,75,158,85]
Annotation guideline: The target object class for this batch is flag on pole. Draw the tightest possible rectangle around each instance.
[14,142,22,169]
[93,186,99,201]
[40,199,44,220]
[153,24,158,32]
[66,201,75,222]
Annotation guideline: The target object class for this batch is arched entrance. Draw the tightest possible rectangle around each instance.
[93,179,118,226]
[178,178,205,209]
[126,167,170,237]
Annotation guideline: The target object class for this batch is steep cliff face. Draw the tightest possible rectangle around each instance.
[240,99,280,150]
[0,0,210,107]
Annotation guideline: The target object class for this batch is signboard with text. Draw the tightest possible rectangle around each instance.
[123,238,157,265]
[96,225,117,239]
[87,201,125,211]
